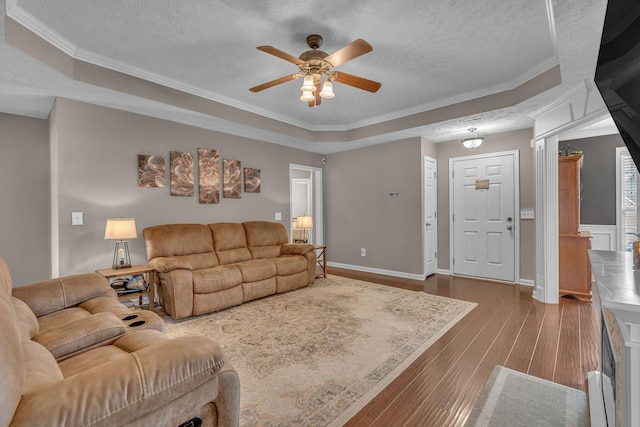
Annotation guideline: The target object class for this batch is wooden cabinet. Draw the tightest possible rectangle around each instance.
[558,155,592,300]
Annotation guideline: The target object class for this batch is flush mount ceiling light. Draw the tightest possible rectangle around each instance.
[250,34,381,107]
[461,127,484,149]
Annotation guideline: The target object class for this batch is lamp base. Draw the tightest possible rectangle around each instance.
[112,241,132,270]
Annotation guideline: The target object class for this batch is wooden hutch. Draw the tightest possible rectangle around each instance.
[558,155,592,300]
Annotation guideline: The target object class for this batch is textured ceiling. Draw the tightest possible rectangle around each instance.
[0,0,611,152]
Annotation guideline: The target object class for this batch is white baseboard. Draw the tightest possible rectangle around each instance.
[518,278,535,287]
[326,262,427,281]
[327,262,534,286]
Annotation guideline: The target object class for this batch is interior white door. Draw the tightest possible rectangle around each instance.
[451,152,516,281]
[424,156,437,276]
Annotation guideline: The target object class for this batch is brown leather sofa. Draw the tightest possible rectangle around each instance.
[0,256,240,427]
[144,221,317,320]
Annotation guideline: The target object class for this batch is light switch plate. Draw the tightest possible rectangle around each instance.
[71,211,84,225]
[520,209,534,220]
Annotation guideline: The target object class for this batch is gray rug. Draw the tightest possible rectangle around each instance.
[465,366,590,427]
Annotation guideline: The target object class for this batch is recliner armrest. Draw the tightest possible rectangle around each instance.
[149,257,194,272]
[33,312,126,360]
[12,274,115,317]
[11,335,229,427]
[281,243,314,255]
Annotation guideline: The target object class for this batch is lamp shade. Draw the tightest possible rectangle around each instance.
[297,215,313,229]
[319,80,335,98]
[104,218,137,240]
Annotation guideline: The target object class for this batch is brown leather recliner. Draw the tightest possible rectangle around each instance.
[0,256,240,427]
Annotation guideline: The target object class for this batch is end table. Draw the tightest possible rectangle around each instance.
[95,265,157,310]
[313,245,327,278]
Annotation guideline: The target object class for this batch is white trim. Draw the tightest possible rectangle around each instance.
[580,224,617,251]
[50,113,59,278]
[423,155,437,277]
[616,146,635,251]
[437,268,451,275]
[327,262,427,281]
[449,150,520,283]
[518,279,535,287]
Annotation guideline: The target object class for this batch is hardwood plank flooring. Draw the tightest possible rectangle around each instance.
[329,267,600,427]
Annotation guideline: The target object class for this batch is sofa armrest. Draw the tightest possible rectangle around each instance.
[11,335,228,427]
[12,274,115,317]
[149,257,194,273]
[281,243,314,256]
[33,312,126,360]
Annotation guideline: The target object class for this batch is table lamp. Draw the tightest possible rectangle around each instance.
[104,218,137,269]
[297,215,313,244]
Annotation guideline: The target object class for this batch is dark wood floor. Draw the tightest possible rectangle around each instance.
[328,267,600,427]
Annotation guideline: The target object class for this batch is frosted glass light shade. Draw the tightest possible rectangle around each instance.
[319,81,335,98]
[300,75,316,92]
[300,90,315,102]
[461,137,484,149]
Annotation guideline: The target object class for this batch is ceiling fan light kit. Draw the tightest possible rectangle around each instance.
[461,127,484,149]
[250,34,381,107]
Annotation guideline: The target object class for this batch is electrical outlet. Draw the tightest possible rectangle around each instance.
[275,212,282,221]
[361,248,366,256]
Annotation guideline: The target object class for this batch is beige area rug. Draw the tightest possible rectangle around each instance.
[164,275,477,426]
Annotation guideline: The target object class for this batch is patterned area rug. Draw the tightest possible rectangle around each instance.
[164,275,477,426]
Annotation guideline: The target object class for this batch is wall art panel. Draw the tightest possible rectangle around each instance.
[170,151,194,196]
[244,167,261,193]
[223,159,241,198]
[138,154,166,188]
[198,148,220,204]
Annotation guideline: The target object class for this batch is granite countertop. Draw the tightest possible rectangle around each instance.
[589,250,640,316]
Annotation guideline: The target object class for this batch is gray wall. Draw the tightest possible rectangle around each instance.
[325,137,427,275]
[0,113,51,285]
[436,128,536,281]
[566,134,625,225]
[51,98,322,276]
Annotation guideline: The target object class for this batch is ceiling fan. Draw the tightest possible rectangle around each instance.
[249,34,382,107]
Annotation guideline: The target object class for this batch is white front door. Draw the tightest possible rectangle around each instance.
[450,151,518,282]
[424,156,437,276]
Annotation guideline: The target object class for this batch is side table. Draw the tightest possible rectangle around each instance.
[313,245,327,278]
[96,265,156,310]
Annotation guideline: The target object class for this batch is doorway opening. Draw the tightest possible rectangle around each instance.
[289,164,323,245]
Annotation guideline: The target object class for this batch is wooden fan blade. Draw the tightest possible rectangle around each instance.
[249,74,297,92]
[309,82,322,108]
[257,46,305,65]
[334,72,382,93]
[324,39,372,67]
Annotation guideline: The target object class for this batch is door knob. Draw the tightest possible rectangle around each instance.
[507,225,513,231]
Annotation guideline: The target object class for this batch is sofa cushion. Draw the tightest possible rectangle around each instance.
[235,259,277,283]
[210,223,252,264]
[192,265,243,294]
[144,224,214,259]
[272,255,308,276]
[243,221,288,259]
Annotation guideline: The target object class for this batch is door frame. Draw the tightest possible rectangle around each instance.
[423,155,437,276]
[449,149,521,282]
[289,164,324,245]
